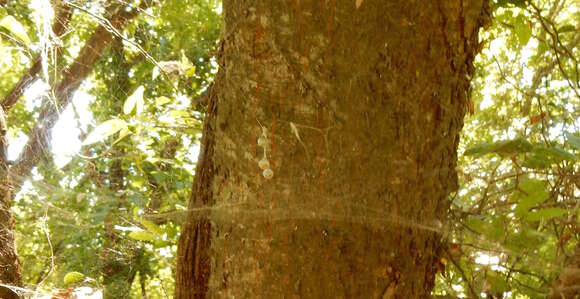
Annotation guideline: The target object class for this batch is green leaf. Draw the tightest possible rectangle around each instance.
[566,133,580,150]
[523,144,575,169]
[558,25,576,33]
[493,138,533,156]
[466,216,505,241]
[180,50,196,76]
[514,179,549,216]
[464,138,532,158]
[526,208,567,221]
[514,15,532,46]
[507,228,545,251]
[150,170,166,183]
[128,231,156,242]
[464,142,495,156]
[123,86,145,115]
[0,15,31,45]
[82,119,128,145]
[64,271,85,285]
[541,145,574,161]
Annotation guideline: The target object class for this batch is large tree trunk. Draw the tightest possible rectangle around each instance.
[176,1,490,298]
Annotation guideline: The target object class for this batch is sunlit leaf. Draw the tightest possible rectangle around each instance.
[64,271,85,285]
[128,231,156,242]
[155,96,172,106]
[139,219,163,235]
[82,119,128,145]
[112,126,131,145]
[0,15,31,45]
[123,86,145,115]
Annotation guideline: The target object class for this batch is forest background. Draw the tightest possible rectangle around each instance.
[0,0,578,298]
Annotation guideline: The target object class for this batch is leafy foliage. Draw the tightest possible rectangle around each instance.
[435,0,580,297]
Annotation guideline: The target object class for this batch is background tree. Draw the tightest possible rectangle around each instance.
[435,0,580,297]
[0,0,218,297]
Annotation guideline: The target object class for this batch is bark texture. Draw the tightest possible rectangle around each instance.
[176,0,490,298]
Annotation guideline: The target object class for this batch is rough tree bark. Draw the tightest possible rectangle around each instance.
[178,0,491,297]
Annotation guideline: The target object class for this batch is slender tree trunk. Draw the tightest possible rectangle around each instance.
[176,1,490,298]
[100,36,140,299]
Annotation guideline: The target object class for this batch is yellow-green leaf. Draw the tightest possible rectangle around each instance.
[0,15,31,45]
[64,271,85,285]
[558,25,576,33]
[139,219,162,235]
[155,96,172,106]
[526,208,567,222]
[128,231,156,242]
[514,15,532,47]
[82,119,128,145]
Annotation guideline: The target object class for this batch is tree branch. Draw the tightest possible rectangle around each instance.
[9,0,154,185]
